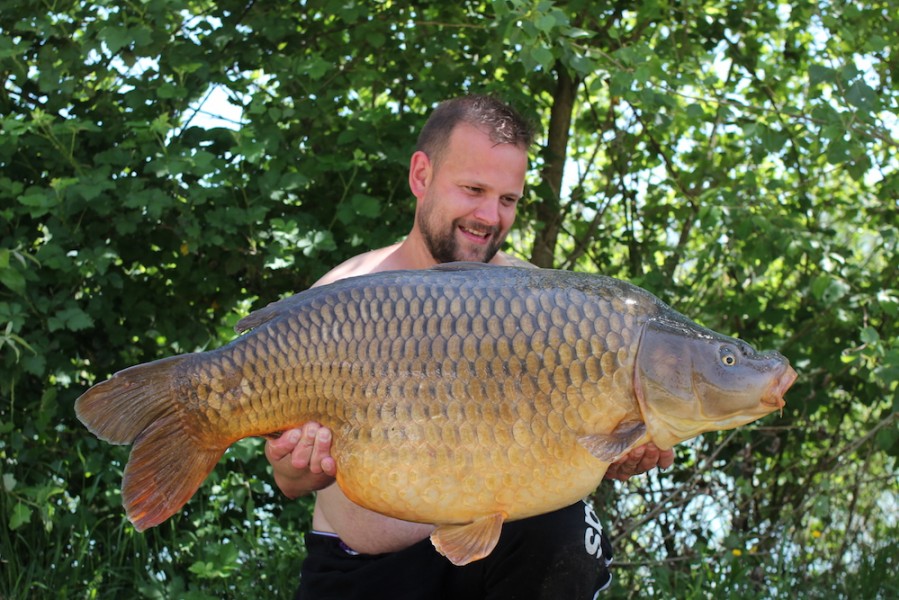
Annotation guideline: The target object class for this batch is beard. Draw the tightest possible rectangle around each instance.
[417,198,505,264]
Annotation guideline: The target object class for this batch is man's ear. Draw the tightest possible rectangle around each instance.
[408,150,432,199]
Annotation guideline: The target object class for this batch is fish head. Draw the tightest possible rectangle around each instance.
[634,317,797,449]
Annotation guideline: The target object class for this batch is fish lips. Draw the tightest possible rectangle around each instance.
[762,361,797,410]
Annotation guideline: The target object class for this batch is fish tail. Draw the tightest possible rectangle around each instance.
[122,411,224,531]
[75,355,226,531]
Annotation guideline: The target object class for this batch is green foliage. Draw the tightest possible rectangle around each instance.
[1,0,896,597]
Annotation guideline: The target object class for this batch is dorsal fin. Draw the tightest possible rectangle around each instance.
[235,294,306,333]
[429,261,502,272]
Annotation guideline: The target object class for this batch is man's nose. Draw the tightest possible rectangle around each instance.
[472,197,501,224]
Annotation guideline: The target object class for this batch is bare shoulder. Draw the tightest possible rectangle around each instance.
[313,244,403,288]
[492,251,537,269]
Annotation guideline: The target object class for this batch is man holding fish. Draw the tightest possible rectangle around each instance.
[266,95,675,599]
[76,93,794,597]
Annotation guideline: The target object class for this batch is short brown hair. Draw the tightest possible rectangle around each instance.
[415,95,534,166]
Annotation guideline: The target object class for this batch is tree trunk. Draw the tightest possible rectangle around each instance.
[530,63,577,268]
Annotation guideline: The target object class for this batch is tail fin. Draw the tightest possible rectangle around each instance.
[75,356,226,531]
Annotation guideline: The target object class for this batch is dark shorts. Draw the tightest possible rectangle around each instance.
[295,501,613,600]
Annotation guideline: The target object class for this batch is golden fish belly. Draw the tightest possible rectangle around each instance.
[335,430,608,524]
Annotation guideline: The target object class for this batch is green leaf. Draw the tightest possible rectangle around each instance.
[760,126,788,152]
[188,544,239,579]
[50,177,80,192]
[299,56,331,80]
[21,352,46,376]
[35,387,58,432]
[826,136,851,165]
[17,190,59,217]
[66,308,94,331]
[808,64,833,86]
[0,266,26,296]
[189,561,216,578]
[609,70,635,96]
[366,31,386,47]
[158,83,187,99]
[350,194,381,218]
[810,275,850,305]
[10,503,32,530]
[100,25,131,54]
[875,423,898,453]
[528,46,555,69]
[280,171,309,190]
[0,34,24,59]
[860,327,880,345]
[297,230,336,256]
[845,80,876,110]
[74,178,115,202]
[685,103,706,121]
[537,14,556,33]
[49,307,94,332]
[874,349,899,388]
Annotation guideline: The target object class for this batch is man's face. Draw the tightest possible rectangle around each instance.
[416,123,528,264]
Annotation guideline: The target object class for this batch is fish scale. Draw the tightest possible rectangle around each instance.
[75,262,796,566]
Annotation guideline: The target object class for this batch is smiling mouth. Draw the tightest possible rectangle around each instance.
[459,224,495,241]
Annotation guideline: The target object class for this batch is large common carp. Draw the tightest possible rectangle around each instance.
[76,263,796,565]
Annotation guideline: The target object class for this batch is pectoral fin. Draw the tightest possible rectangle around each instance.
[578,421,647,462]
[430,512,506,566]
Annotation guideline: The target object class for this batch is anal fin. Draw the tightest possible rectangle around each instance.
[430,512,506,566]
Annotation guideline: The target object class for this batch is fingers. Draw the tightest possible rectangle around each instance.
[298,425,332,474]
[604,443,674,481]
[265,422,334,473]
[657,447,675,470]
[264,423,337,498]
[265,428,302,462]
[604,446,646,481]
[631,443,659,473]
[319,455,337,478]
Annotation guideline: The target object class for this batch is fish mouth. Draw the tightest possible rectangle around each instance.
[762,365,798,409]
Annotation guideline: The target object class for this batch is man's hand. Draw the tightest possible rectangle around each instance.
[265,422,337,499]
[604,443,674,481]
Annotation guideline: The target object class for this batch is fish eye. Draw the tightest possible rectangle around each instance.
[721,348,737,367]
